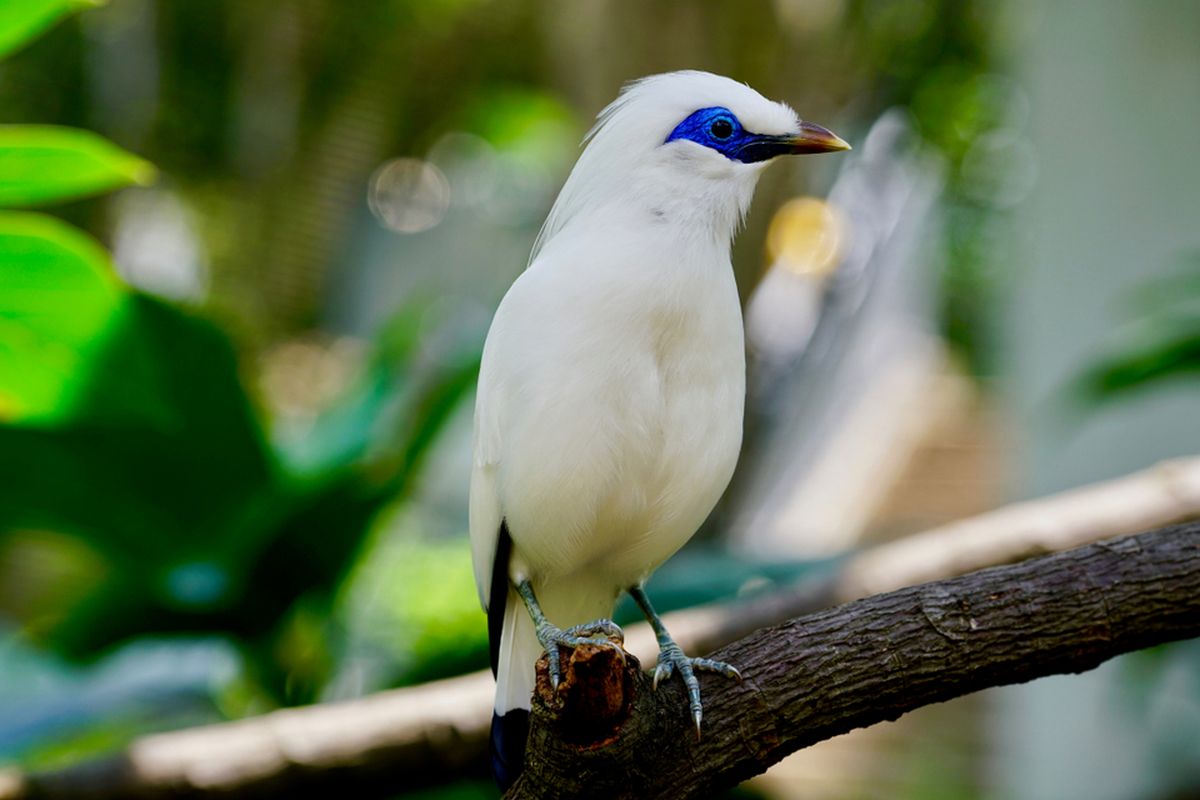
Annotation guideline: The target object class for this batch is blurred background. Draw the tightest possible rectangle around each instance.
[1,0,1198,798]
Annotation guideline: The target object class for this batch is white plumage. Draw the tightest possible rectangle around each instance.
[469,70,848,787]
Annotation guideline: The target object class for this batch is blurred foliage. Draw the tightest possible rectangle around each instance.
[1073,252,1200,403]
[0,291,479,699]
[0,631,241,768]
[0,3,153,422]
[336,514,488,690]
[0,1,480,712]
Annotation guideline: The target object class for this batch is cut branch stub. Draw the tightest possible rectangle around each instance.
[534,644,639,748]
[520,646,698,800]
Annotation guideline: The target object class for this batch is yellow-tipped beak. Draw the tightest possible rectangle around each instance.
[784,120,852,154]
[737,121,850,162]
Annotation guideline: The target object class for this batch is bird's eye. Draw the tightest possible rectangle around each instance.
[709,118,734,139]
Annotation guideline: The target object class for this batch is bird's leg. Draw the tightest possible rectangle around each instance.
[629,584,741,737]
[515,579,625,691]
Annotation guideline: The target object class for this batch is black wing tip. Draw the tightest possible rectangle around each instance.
[490,708,530,791]
[487,520,514,677]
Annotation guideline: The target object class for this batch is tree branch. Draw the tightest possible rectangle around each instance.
[631,456,1200,661]
[507,523,1200,799]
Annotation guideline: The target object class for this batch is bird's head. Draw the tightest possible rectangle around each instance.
[532,71,849,260]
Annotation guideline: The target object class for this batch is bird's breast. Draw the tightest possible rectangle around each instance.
[499,256,745,584]
[615,299,745,573]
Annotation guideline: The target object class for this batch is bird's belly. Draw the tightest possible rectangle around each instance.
[600,382,743,583]
[501,338,744,588]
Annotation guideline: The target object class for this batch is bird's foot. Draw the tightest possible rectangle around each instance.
[565,618,625,644]
[652,639,741,738]
[536,618,626,690]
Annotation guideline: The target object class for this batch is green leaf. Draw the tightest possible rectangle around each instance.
[1075,327,1200,401]
[0,211,125,421]
[0,296,280,656]
[0,0,103,60]
[1069,258,1200,405]
[0,125,155,207]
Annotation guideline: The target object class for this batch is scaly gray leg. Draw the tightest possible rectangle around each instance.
[629,584,741,737]
[515,579,624,690]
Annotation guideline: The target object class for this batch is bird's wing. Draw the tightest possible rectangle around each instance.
[469,460,502,611]
[469,301,509,612]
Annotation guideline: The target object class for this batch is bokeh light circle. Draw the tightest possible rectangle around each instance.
[367,158,451,234]
[766,197,846,277]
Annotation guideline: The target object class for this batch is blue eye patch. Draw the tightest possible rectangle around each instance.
[665,106,803,164]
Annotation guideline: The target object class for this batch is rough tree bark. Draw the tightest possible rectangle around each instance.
[506,523,1200,799]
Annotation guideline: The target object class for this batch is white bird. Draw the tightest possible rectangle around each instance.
[469,70,849,789]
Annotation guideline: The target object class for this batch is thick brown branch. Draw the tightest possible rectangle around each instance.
[506,523,1200,799]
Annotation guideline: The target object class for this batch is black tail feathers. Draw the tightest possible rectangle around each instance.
[490,708,530,791]
[488,522,526,789]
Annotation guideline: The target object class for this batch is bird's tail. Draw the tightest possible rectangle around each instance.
[490,585,540,791]
[489,578,618,790]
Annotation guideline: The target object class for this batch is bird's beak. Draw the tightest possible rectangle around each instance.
[734,121,851,163]
[781,120,852,154]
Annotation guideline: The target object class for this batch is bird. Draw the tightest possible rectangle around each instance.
[469,70,849,790]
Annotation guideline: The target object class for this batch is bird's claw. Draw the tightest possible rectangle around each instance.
[536,618,626,690]
[651,641,741,738]
[565,618,625,645]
